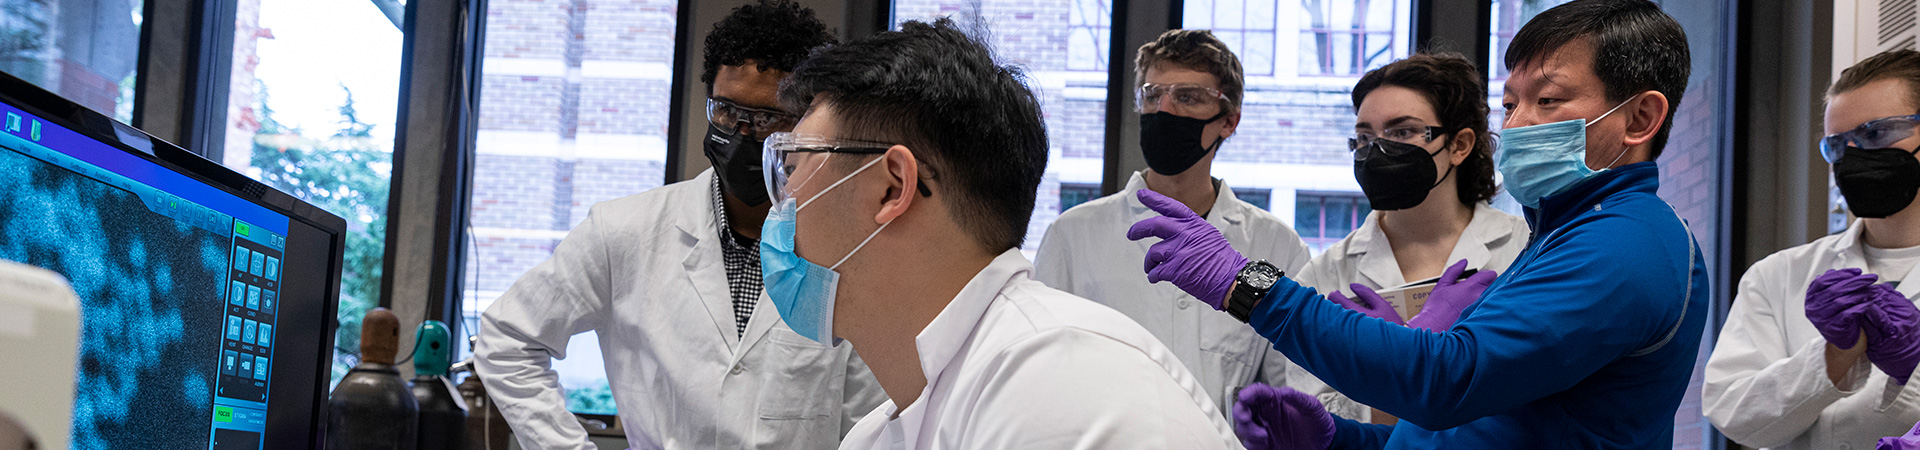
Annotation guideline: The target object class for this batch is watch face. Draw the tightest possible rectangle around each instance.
[1244,262,1280,289]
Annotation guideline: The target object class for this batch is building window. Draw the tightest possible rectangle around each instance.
[1294,192,1370,255]
[220,0,402,388]
[0,0,146,121]
[1298,0,1403,76]
[1060,182,1101,212]
[892,0,1111,257]
[1232,187,1272,211]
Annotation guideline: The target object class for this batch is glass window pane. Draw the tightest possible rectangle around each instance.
[0,0,145,122]
[221,0,402,388]
[1189,0,1409,257]
[1325,196,1352,236]
[455,0,679,416]
[892,0,1110,258]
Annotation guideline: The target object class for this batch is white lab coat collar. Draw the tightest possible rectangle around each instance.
[885,249,1032,445]
[1344,202,1519,288]
[670,169,785,358]
[1122,170,1248,232]
[1827,219,1920,299]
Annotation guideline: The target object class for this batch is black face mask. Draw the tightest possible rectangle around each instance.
[1834,146,1920,218]
[703,122,769,207]
[1140,111,1227,176]
[1353,139,1450,211]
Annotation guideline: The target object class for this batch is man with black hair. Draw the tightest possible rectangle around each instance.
[474,2,884,449]
[1125,0,1709,448]
[761,18,1238,449]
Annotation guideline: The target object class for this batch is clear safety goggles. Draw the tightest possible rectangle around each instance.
[762,132,895,206]
[1136,83,1230,116]
[708,98,799,136]
[1349,126,1446,161]
[1820,114,1920,163]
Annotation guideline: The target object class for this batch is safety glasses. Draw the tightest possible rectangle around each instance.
[1819,114,1920,163]
[762,132,895,205]
[708,98,799,136]
[1137,83,1229,115]
[1349,126,1445,161]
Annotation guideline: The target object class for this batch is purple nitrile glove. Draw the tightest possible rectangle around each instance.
[1806,268,1883,350]
[1233,383,1335,450]
[1863,283,1920,384]
[1407,260,1500,332]
[1878,419,1920,450]
[1126,189,1248,310]
[1330,285,1406,326]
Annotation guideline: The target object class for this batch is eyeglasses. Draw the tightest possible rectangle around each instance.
[1348,126,1444,160]
[1820,114,1920,163]
[762,132,935,205]
[1136,83,1229,115]
[708,98,798,136]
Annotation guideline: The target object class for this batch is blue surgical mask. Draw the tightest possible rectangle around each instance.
[1496,96,1637,208]
[759,154,891,344]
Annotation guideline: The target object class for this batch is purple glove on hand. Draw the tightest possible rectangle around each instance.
[1878,419,1920,450]
[1863,283,1920,384]
[1407,260,1499,332]
[1806,268,1882,350]
[1127,189,1248,309]
[1233,383,1335,450]
[1330,285,1406,326]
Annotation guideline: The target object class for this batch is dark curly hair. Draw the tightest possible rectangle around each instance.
[1351,52,1497,206]
[779,18,1048,252]
[700,0,837,88]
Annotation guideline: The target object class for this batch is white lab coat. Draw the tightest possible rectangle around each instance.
[1705,219,1920,450]
[838,250,1241,450]
[1033,171,1311,419]
[475,170,887,450]
[1289,202,1531,420]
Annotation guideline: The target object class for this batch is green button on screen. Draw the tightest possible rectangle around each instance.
[215,406,234,423]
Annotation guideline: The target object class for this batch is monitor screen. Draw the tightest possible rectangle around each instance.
[0,77,344,450]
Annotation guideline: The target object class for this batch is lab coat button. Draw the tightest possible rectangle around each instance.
[730,363,745,375]
[1178,299,1191,310]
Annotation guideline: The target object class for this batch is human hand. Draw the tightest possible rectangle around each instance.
[1329,285,1405,326]
[1806,268,1882,350]
[1863,283,1920,384]
[1233,383,1335,450]
[1126,189,1248,309]
[1407,260,1498,332]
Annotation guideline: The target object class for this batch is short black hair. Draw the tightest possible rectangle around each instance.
[1354,52,1497,206]
[779,18,1048,252]
[700,0,836,87]
[1505,0,1689,158]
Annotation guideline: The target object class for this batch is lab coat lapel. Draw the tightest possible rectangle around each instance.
[1350,212,1404,289]
[678,200,744,352]
[1446,203,1509,272]
[734,292,780,361]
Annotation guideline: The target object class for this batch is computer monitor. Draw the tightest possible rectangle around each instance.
[0,72,347,450]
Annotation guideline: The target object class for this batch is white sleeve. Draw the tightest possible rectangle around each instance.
[1703,264,1869,448]
[474,210,614,450]
[958,330,1239,450]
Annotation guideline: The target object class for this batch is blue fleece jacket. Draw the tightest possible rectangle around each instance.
[1252,162,1709,449]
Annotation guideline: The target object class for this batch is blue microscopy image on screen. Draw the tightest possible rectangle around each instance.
[0,145,227,450]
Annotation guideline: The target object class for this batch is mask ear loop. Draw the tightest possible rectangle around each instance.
[798,154,888,212]
[1585,92,1645,171]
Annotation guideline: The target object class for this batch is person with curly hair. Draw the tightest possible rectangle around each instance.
[474,2,885,449]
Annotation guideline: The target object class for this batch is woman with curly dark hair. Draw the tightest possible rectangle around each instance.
[1257,51,1535,428]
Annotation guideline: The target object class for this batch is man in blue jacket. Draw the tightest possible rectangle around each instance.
[1125,1,1709,448]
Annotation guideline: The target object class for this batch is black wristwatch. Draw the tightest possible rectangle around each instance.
[1227,260,1283,323]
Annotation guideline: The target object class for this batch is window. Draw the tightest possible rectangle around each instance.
[892,0,1111,257]
[454,0,680,416]
[1060,182,1102,212]
[1293,192,1370,254]
[220,0,403,387]
[0,0,146,121]
[1232,187,1272,210]
[1184,0,1411,256]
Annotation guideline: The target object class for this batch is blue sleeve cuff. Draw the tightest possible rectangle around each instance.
[1330,415,1392,450]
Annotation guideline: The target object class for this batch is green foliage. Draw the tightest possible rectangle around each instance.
[564,380,618,415]
[249,83,392,386]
